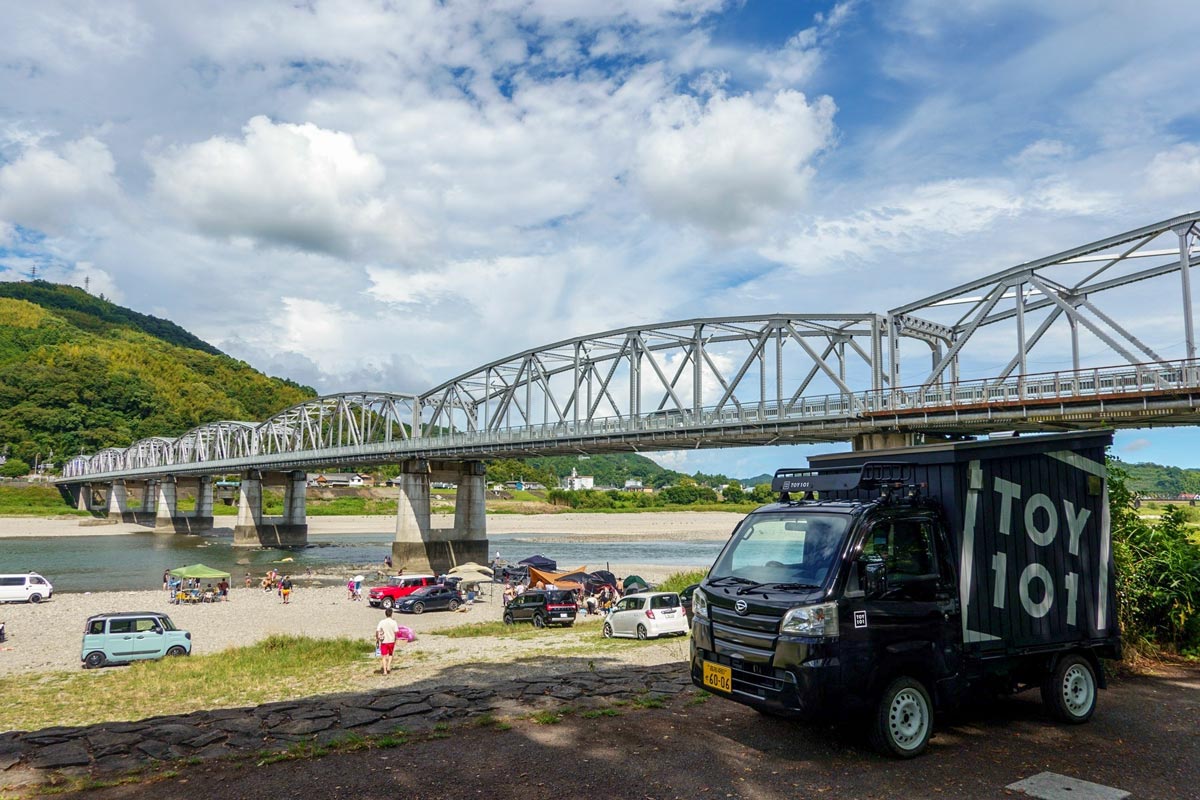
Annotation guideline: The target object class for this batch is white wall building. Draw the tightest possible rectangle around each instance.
[561,467,594,491]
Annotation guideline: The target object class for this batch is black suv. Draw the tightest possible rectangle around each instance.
[503,589,577,628]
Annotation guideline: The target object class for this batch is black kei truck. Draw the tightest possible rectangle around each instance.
[690,430,1120,757]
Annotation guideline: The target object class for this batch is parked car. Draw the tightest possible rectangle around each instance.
[0,572,53,604]
[603,592,688,639]
[679,583,700,624]
[368,575,437,609]
[503,589,577,628]
[81,612,191,668]
[395,585,465,614]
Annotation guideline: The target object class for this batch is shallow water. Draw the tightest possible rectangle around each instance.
[0,531,723,593]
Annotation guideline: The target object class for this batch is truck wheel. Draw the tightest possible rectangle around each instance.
[84,651,105,669]
[382,597,394,610]
[28,593,42,604]
[1041,655,1096,724]
[166,646,187,657]
[870,676,933,758]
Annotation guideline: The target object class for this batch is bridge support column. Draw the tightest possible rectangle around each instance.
[233,470,307,548]
[392,460,488,575]
[852,432,920,451]
[71,484,94,512]
[393,460,433,572]
[140,481,157,515]
[106,480,131,522]
[154,477,177,533]
[191,476,214,531]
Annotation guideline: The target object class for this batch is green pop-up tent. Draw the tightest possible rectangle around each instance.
[168,564,231,580]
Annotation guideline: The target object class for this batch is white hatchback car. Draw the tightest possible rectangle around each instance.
[602,592,688,639]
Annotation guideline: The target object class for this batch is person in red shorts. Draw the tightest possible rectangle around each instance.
[375,607,400,675]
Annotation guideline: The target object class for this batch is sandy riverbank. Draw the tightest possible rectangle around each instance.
[0,575,696,679]
[0,511,744,541]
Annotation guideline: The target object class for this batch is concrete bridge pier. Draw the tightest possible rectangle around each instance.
[233,470,307,548]
[153,476,216,534]
[57,483,96,513]
[139,481,157,515]
[392,459,488,574]
[106,480,132,522]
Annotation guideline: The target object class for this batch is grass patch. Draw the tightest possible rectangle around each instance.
[688,690,711,705]
[531,709,570,724]
[0,635,373,732]
[472,713,511,730]
[580,707,621,718]
[631,694,666,709]
[657,569,707,594]
[428,618,601,639]
[0,484,90,517]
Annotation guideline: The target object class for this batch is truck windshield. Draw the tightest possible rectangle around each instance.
[709,512,850,588]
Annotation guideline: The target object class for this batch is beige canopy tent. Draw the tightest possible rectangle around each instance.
[527,566,588,591]
[449,562,493,576]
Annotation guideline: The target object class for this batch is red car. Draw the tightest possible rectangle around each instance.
[368,575,437,609]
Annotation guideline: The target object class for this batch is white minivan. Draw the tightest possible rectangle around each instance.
[0,573,53,603]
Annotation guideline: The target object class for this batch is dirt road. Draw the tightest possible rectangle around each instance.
[56,665,1198,800]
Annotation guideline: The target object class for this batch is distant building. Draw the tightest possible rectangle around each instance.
[308,472,370,487]
[624,478,643,490]
[561,467,594,491]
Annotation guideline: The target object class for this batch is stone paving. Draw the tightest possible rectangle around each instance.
[0,662,693,790]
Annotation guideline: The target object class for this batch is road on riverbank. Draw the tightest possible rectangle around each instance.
[54,664,1198,800]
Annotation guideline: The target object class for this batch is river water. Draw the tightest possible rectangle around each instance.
[0,531,724,593]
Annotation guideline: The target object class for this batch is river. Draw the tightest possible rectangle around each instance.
[0,531,724,593]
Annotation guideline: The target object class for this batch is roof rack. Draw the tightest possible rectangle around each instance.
[771,462,918,500]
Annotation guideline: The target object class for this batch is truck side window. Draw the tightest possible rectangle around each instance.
[863,520,939,600]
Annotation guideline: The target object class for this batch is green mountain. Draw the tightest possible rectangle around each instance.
[1119,461,1200,497]
[0,281,315,466]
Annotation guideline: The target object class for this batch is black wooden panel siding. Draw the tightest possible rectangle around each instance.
[808,431,1117,654]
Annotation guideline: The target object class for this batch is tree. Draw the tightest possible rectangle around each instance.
[749,483,776,504]
[0,458,30,478]
[723,480,745,504]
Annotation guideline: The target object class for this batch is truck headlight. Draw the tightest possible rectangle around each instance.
[779,602,838,638]
[692,589,709,620]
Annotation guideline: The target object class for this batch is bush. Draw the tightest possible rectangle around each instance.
[0,458,30,478]
[1110,460,1200,654]
[657,569,707,593]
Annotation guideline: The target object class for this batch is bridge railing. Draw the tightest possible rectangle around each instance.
[59,360,1200,480]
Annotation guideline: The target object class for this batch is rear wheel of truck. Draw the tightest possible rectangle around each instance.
[1041,654,1096,724]
[870,676,933,758]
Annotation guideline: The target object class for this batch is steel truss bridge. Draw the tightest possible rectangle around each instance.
[61,212,1200,484]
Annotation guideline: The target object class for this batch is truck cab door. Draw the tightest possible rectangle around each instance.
[856,515,961,688]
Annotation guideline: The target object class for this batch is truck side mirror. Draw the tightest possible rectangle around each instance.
[858,556,887,599]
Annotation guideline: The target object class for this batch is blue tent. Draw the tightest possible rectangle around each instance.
[518,554,557,571]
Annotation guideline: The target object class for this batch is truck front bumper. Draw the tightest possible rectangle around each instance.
[690,643,843,720]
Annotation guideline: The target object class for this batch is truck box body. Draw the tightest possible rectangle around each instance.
[807,430,1117,655]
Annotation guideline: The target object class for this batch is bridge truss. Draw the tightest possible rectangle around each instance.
[62,212,1200,481]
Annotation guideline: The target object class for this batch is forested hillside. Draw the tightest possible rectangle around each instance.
[0,283,315,466]
[1121,460,1200,496]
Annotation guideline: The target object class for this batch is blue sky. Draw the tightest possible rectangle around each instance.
[1,1,1199,479]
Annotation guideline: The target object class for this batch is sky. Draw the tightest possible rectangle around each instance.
[2,0,1200,479]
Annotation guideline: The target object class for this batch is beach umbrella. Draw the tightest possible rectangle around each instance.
[449,563,493,576]
[353,574,365,583]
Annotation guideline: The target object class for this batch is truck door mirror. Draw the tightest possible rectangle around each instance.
[859,556,887,599]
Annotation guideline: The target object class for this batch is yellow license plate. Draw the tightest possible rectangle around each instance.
[702,661,732,693]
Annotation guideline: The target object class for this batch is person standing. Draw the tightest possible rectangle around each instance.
[244,572,252,589]
[376,608,400,676]
[280,575,293,604]
[162,569,170,591]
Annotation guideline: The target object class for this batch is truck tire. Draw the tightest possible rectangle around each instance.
[381,597,394,610]
[1041,654,1096,724]
[870,676,933,758]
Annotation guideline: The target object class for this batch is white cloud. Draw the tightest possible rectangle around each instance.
[1143,144,1200,198]
[150,116,417,257]
[1122,437,1152,453]
[635,90,836,235]
[0,136,119,232]
[65,262,123,303]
